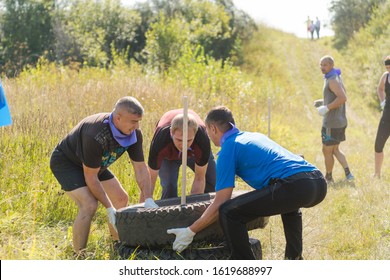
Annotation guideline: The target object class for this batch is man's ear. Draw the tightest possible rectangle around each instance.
[112,112,120,123]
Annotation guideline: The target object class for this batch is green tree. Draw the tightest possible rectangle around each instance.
[144,14,189,72]
[0,0,55,76]
[330,0,386,49]
[143,0,255,72]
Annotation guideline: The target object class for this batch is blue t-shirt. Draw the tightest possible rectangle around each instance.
[215,128,317,191]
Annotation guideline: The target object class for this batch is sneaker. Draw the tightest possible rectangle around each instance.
[346,173,355,182]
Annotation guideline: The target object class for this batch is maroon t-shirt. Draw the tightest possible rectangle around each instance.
[148,109,211,170]
[57,113,144,174]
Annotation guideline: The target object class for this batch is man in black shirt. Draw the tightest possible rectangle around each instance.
[50,96,158,255]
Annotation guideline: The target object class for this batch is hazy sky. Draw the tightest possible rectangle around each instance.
[120,0,334,38]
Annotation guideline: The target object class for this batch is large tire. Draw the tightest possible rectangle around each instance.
[117,238,262,260]
[116,191,269,248]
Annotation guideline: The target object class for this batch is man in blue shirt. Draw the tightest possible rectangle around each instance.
[168,106,327,259]
[0,80,12,127]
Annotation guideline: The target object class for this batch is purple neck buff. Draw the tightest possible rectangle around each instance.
[324,68,341,79]
[106,113,137,147]
[220,122,239,146]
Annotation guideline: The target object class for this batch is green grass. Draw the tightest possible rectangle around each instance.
[1,26,389,260]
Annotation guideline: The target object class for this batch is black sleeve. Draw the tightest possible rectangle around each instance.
[194,126,211,166]
[148,127,171,170]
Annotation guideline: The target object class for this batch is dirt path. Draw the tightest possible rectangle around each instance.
[242,30,381,177]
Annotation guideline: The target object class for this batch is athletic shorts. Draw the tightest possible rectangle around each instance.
[50,148,114,192]
[321,126,346,146]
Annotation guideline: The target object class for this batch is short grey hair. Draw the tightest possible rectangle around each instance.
[113,96,144,116]
[171,113,199,135]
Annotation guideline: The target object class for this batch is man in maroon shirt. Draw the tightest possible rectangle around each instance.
[50,96,158,256]
[148,109,216,198]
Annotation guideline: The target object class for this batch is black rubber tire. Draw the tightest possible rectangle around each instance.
[116,191,269,248]
[117,238,262,260]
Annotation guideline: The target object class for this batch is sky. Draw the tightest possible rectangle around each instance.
[120,0,335,38]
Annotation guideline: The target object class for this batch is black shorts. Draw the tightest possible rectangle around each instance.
[50,148,114,192]
[321,126,346,146]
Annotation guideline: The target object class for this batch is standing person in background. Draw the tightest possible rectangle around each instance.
[50,96,158,256]
[148,109,216,199]
[374,55,390,178]
[309,21,315,40]
[316,55,354,183]
[315,17,321,39]
[305,16,311,38]
[0,79,12,127]
[167,106,327,260]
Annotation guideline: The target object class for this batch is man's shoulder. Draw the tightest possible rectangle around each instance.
[83,113,109,129]
[151,126,172,149]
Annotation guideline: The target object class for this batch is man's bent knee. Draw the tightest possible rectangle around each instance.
[79,200,99,217]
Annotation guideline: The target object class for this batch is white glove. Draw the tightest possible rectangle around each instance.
[167,227,196,252]
[144,198,159,208]
[106,207,117,232]
[381,100,386,110]
[317,105,329,116]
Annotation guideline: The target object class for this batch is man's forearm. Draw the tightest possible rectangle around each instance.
[191,178,206,194]
[85,176,112,208]
[136,168,153,201]
[189,201,219,233]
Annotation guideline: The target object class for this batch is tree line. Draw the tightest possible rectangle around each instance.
[0,0,387,77]
[0,0,256,77]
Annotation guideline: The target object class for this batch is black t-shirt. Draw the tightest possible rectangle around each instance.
[57,113,144,173]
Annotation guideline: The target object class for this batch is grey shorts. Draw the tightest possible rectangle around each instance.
[321,126,346,146]
[50,148,114,192]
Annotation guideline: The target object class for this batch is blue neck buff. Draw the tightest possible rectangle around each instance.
[325,68,341,79]
[106,113,137,147]
[220,123,239,146]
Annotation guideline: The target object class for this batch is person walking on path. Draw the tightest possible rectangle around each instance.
[374,55,390,178]
[316,55,354,183]
[309,20,315,40]
[315,17,321,39]
[305,16,311,38]
[50,96,158,256]
[148,109,216,199]
[167,106,327,260]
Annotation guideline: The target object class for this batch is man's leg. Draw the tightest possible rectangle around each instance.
[219,186,295,259]
[322,144,335,180]
[66,187,99,253]
[101,177,129,241]
[332,144,349,169]
[281,210,303,260]
[375,152,384,178]
[159,159,180,198]
[374,118,390,178]
[332,144,354,180]
[219,194,261,260]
